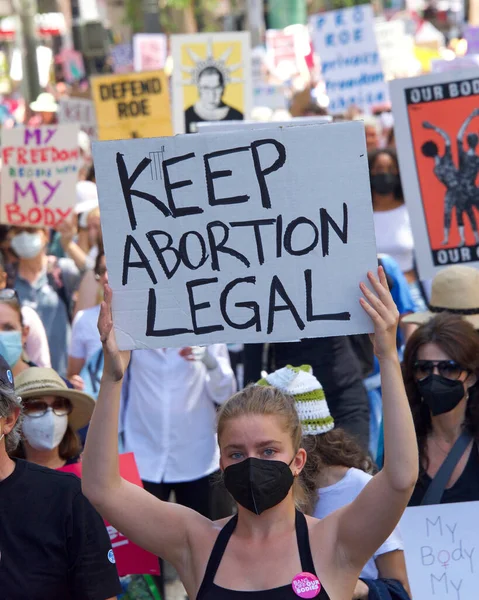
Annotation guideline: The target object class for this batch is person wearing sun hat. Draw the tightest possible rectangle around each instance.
[257,364,411,600]
[402,265,479,330]
[29,92,58,125]
[12,367,95,469]
[0,359,121,599]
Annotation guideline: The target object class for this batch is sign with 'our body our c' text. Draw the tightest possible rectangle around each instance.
[93,122,377,350]
[400,502,479,600]
[310,4,388,114]
[1,124,80,227]
[91,70,172,141]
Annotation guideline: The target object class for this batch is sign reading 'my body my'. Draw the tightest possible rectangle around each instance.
[93,122,377,350]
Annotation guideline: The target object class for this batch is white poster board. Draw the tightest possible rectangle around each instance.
[171,32,252,134]
[390,69,479,279]
[1,124,80,227]
[195,116,332,133]
[374,19,416,79]
[310,5,388,114]
[58,97,97,140]
[401,502,479,600]
[93,122,377,350]
[133,34,167,72]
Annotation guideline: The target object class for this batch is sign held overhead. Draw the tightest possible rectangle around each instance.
[93,122,377,350]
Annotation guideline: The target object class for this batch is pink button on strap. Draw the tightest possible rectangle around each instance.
[292,572,321,598]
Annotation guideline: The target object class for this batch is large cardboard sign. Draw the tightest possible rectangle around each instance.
[391,70,479,278]
[195,116,332,133]
[60,454,160,577]
[1,124,80,227]
[133,34,167,72]
[310,5,388,114]
[171,32,252,134]
[401,502,479,600]
[91,70,172,141]
[93,122,377,350]
[58,97,97,140]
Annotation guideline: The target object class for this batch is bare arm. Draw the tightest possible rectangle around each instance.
[67,356,86,379]
[81,284,211,569]
[458,109,479,142]
[333,268,418,570]
[375,550,411,597]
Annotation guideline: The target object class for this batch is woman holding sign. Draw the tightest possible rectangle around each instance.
[82,268,418,600]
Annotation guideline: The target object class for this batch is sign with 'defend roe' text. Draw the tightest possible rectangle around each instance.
[93,122,377,350]
[1,124,80,227]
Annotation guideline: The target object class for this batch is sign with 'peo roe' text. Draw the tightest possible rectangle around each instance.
[93,122,377,350]
[401,502,479,600]
[1,124,80,227]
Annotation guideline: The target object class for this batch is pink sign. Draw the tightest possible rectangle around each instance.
[56,49,85,83]
[292,572,321,599]
[60,453,160,577]
[133,34,167,72]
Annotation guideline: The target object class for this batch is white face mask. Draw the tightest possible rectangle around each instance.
[22,409,68,451]
[11,231,44,259]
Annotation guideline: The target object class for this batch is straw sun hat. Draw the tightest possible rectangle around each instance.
[402,265,479,329]
[15,368,95,431]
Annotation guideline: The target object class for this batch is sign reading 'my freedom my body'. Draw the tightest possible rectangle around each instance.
[1,124,80,227]
[93,122,377,350]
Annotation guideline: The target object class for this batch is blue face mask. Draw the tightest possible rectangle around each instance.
[0,331,23,367]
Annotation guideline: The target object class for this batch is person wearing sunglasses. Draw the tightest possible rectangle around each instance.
[403,313,479,505]
[0,358,121,600]
[11,367,95,470]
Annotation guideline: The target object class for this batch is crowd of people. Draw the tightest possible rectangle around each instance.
[0,87,479,600]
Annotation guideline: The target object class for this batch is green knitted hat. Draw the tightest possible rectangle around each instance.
[257,365,334,436]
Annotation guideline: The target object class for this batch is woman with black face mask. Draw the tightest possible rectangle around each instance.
[403,313,479,506]
[82,269,419,600]
[369,149,427,314]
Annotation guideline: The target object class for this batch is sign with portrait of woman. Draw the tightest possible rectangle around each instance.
[171,32,252,134]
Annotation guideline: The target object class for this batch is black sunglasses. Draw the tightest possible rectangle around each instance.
[413,360,468,381]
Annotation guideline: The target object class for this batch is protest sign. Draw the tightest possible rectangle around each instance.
[464,26,479,55]
[110,43,134,74]
[432,56,479,73]
[58,97,97,140]
[56,49,85,83]
[60,454,160,577]
[400,502,479,600]
[93,122,377,350]
[253,84,288,110]
[374,19,416,79]
[91,70,172,141]
[391,69,479,279]
[133,34,167,72]
[310,5,388,113]
[1,124,80,227]
[171,32,252,134]
[195,115,332,133]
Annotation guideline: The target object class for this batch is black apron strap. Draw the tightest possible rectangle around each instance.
[295,510,317,575]
[196,515,238,599]
[421,432,473,505]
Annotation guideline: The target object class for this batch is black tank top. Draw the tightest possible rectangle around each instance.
[197,510,331,600]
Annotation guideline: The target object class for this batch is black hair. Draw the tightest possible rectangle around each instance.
[85,164,95,182]
[368,148,404,201]
[421,140,439,158]
[467,133,479,150]
[198,66,225,88]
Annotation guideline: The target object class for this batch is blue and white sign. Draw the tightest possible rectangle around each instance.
[310,5,388,114]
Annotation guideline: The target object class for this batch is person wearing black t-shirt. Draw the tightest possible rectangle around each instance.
[403,314,479,506]
[0,355,121,600]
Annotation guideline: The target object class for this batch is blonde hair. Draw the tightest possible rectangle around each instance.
[217,385,307,510]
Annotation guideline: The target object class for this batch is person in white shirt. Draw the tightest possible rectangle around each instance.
[122,343,236,516]
[67,252,106,381]
[257,364,411,600]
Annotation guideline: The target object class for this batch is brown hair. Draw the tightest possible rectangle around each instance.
[300,429,375,515]
[217,384,307,510]
[403,313,479,472]
[0,294,24,328]
[12,424,82,461]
